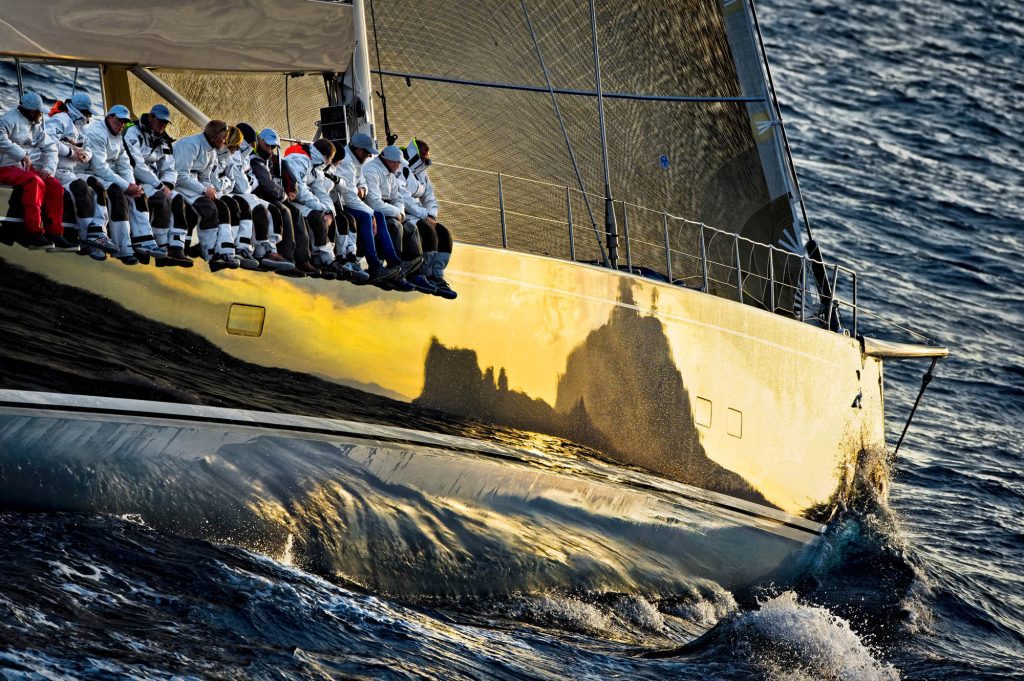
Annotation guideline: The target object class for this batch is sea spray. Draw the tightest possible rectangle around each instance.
[503,593,614,636]
[731,591,900,681]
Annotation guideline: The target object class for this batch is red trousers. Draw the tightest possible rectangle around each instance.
[0,165,65,236]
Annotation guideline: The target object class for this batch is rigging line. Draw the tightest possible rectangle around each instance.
[371,69,762,103]
[14,58,23,98]
[520,0,608,267]
[747,0,814,242]
[284,74,292,139]
[892,357,939,458]
[367,0,395,144]
[71,67,78,97]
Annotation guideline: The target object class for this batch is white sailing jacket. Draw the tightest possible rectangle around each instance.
[173,131,217,201]
[45,111,92,185]
[323,162,349,212]
[398,161,439,221]
[0,108,56,171]
[124,119,175,193]
[228,142,259,195]
[214,147,238,195]
[335,148,373,215]
[362,156,403,220]
[282,147,332,215]
[80,118,132,190]
[312,165,340,214]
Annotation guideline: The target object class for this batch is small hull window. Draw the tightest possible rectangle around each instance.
[727,408,743,438]
[695,397,712,428]
[226,304,266,337]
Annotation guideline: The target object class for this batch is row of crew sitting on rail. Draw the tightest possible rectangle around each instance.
[0,92,456,298]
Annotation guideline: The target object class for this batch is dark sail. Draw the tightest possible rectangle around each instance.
[367,0,804,304]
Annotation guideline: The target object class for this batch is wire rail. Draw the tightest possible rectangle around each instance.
[430,161,939,345]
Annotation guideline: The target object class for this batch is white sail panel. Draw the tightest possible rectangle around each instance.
[0,0,354,72]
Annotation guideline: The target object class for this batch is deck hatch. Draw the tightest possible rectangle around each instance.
[226,304,265,337]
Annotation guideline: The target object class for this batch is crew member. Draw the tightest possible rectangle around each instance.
[172,119,237,272]
[80,104,166,264]
[364,144,424,292]
[245,126,302,275]
[401,138,456,299]
[334,132,401,284]
[322,152,370,284]
[124,104,190,267]
[283,138,346,278]
[222,124,293,271]
[0,92,74,250]
[45,93,119,259]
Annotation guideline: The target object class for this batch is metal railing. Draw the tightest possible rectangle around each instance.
[430,161,867,338]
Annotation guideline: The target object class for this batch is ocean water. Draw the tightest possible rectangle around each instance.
[1,0,1022,679]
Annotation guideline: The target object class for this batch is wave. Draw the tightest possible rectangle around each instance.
[727,591,900,681]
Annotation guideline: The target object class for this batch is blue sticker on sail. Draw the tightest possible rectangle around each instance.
[660,155,670,169]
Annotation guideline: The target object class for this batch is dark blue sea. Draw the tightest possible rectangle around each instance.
[1,0,1022,678]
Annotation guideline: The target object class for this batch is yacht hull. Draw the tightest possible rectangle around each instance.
[0,240,887,593]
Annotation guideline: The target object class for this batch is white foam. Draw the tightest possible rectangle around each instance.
[611,594,665,632]
[734,591,900,681]
[663,582,738,627]
[505,594,613,635]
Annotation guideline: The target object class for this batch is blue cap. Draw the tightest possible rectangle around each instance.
[107,104,131,120]
[350,132,378,154]
[20,92,46,112]
[380,145,402,162]
[150,104,171,122]
[258,127,280,147]
[69,93,93,115]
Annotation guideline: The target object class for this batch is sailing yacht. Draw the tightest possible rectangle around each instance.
[0,0,945,602]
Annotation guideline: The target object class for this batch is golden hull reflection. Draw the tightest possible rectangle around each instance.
[0,242,886,518]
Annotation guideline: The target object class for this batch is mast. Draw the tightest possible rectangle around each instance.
[589,0,618,270]
[351,0,377,138]
[129,67,209,127]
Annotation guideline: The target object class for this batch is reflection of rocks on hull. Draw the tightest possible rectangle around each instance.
[416,282,772,507]
[416,341,617,455]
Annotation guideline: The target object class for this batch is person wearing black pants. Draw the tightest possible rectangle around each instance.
[193,193,239,272]
[171,120,238,272]
[218,194,259,269]
[399,139,456,299]
[61,179,108,260]
[282,138,342,278]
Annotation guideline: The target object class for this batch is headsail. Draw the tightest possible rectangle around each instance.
[367,0,805,307]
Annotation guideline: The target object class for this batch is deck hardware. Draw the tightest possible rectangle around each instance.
[734,234,744,304]
[662,212,673,283]
[498,173,507,248]
[566,186,575,261]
